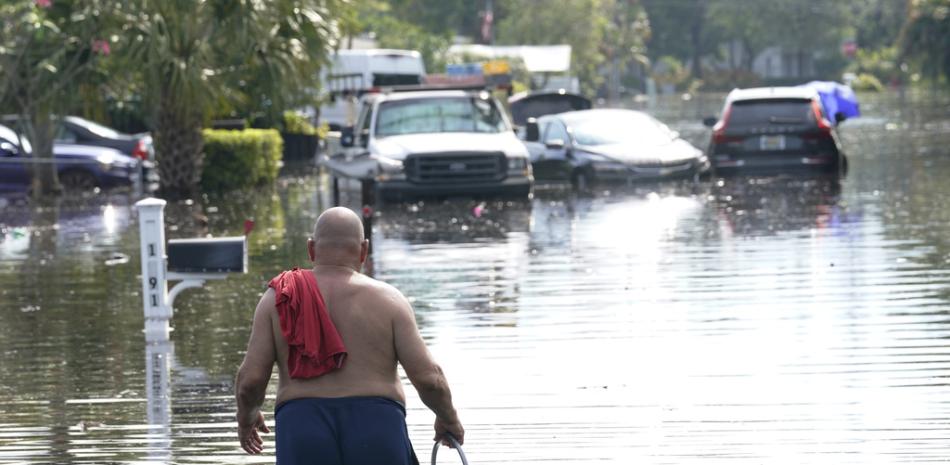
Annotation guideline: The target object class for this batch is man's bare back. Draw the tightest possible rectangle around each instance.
[235,207,463,459]
[267,266,420,406]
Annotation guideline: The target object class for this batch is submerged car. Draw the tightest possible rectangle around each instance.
[522,109,709,188]
[0,124,141,193]
[702,87,847,176]
[322,89,533,201]
[1,114,154,161]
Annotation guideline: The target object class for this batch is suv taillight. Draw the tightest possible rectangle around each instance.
[811,99,832,134]
[132,140,148,160]
[712,104,739,144]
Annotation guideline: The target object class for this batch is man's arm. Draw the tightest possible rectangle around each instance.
[390,288,464,446]
[235,288,277,454]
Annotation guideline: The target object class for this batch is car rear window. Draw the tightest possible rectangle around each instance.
[728,99,816,126]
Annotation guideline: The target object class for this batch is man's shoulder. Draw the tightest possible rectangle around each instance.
[355,273,403,296]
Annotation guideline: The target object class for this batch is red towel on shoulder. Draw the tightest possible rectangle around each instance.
[268,268,347,379]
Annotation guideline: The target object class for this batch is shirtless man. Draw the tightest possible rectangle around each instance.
[235,207,463,464]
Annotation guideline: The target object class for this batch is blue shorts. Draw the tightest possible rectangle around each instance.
[275,396,419,465]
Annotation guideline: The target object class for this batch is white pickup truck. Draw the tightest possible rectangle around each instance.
[321,89,534,202]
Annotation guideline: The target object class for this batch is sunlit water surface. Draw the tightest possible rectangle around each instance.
[1,91,949,464]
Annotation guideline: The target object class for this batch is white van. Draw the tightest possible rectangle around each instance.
[318,49,426,130]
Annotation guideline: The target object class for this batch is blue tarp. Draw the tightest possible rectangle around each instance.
[799,81,861,124]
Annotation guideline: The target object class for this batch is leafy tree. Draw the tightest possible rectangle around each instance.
[495,0,610,96]
[349,1,453,73]
[849,0,909,51]
[117,0,343,199]
[706,0,772,73]
[0,0,115,196]
[602,0,650,99]
[386,0,484,39]
[768,0,849,77]
[642,0,716,79]
[900,0,950,84]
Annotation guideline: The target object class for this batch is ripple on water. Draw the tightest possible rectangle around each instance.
[2,93,950,463]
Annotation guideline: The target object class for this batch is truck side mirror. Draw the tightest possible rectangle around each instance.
[340,126,355,148]
[702,117,717,128]
[166,237,247,274]
[525,118,540,142]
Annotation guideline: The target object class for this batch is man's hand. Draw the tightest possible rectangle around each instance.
[238,410,270,454]
[434,417,464,447]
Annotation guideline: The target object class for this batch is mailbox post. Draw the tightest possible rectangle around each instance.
[135,198,246,340]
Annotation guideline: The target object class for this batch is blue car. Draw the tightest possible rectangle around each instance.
[0,123,141,193]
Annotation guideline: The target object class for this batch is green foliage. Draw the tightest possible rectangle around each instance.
[850,0,908,51]
[201,129,283,192]
[282,111,317,135]
[900,0,950,84]
[643,0,716,77]
[849,46,902,85]
[495,0,612,96]
[111,0,345,197]
[652,56,689,87]
[0,0,119,195]
[346,1,452,74]
[851,73,886,92]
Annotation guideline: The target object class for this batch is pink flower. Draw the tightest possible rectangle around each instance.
[91,39,111,56]
[35,0,51,7]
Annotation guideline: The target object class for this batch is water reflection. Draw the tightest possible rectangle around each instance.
[712,175,845,237]
[0,194,135,263]
[1,92,950,464]
[372,199,532,319]
[145,337,173,463]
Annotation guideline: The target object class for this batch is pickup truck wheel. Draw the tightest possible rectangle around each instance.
[60,169,98,192]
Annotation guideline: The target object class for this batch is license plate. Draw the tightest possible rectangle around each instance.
[760,135,786,150]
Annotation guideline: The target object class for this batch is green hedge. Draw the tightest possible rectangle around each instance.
[201,129,283,191]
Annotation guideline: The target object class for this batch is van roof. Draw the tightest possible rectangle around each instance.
[727,86,819,102]
[367,89,486,102]
[333,49,422,59]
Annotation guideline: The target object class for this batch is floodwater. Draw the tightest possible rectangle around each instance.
[2,91,950,464]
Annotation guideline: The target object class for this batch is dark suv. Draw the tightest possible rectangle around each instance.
[703,87,846,176]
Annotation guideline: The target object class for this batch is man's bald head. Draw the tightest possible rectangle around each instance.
[309,207,367,268]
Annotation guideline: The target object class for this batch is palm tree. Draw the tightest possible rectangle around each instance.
[124,0,342,199]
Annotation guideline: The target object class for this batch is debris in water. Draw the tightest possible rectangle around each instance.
[104,252,130,266]
[473,202,486,218]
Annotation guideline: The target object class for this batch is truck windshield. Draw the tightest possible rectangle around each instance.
[375,97,508,137]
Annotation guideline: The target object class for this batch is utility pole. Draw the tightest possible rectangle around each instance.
[482,0,494,45]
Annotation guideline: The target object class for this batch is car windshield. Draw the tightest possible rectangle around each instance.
[375,97,508,137]
[69,117,123,138]
[728,99,817,126]
[569,112,675,147]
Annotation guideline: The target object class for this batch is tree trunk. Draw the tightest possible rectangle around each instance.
[154,91,204,201]
[28,111,62,197]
